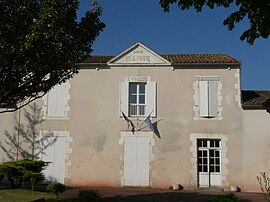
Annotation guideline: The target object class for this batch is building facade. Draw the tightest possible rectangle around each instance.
[1,42,270,191]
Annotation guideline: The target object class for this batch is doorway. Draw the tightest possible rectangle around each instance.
[40,134,67,183]
[197,139,221,187]
[123,136,150,186]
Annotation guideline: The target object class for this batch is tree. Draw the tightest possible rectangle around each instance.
[159,0,270,45]
[0,0,105,113]
[0,159,48,189]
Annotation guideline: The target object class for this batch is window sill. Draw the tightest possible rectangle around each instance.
[193,116,223,120]
[44,117,69,120]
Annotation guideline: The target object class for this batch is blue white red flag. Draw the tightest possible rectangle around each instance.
[121,111,135,134]
[145,113,155,133]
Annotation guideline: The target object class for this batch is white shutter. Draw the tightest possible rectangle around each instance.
[63,83,69,117]
[55,84,66,117]
[47,83,68,117]
[199,81,209,117]
[120,81,128,116]
[146,81,156,117]
[208,81,218,117]
[47,87,57,117]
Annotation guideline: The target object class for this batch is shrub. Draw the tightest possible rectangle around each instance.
[257,171,270,201]
[209,193,238,202]
[78,190,102,202]
[47,182,66,199]
[0,159,48,189]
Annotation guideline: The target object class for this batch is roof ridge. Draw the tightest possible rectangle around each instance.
[161,53,225,55]
[90,53,229,56]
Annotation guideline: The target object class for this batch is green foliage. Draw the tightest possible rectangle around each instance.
[209,193,238,202]
[159,0,270,44]
[47,182,66,199]
[257,171,270,201]
[78,190,103,202]
[0,159,48,189]
[0,0,105,113]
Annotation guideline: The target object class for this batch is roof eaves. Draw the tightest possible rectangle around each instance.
[262,99,270,113]
[242,105,265,110]
[77,63,109,69]
[172,62,241,68]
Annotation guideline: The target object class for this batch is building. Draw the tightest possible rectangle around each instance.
[1,42,270,192]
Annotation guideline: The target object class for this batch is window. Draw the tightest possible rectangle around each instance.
[194,77,221,118]
[129,83,146,116]
[199,80,218,117]
[120,77,156,117]
[45,82,69,118]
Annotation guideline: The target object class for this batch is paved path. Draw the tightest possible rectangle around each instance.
[63,187,266,202]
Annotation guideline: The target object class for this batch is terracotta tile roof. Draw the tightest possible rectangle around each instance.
[161,54,240,64]
[84,54,240,64]
[84,55,114,63]
[242,90,270,107]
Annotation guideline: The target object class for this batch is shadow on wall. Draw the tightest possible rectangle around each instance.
[42,175,59,184]
[0,103,57,161]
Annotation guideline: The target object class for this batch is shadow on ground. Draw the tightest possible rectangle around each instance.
[103,192,253,202]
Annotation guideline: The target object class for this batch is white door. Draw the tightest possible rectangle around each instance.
[198,139,221,187]
[123,136,150,186]
[41,135,67,184]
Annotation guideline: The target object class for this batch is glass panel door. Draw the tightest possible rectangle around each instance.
[197,139,221,187]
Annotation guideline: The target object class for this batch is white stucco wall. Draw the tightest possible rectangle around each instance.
[242,109,270,192]
[0,109,17,161]
[0,64,244,189]
[50,65,242,189]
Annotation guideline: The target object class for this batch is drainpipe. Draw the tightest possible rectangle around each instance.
[16,105,21,161]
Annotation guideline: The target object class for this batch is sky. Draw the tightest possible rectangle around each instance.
[78,0,270,90]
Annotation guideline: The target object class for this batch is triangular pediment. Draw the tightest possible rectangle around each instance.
[107,42,171,67]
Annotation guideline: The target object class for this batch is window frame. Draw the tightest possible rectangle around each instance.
[193,76,222,120]
[129,82,146,116]
[120,76,156,118]
[43,82,70,119]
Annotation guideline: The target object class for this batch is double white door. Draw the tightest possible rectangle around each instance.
[123,136,150,186]
[198,139,221,187]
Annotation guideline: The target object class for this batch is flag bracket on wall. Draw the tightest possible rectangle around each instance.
[121,110,161,139]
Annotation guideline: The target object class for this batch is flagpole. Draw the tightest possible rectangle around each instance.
[120,110,135,134]
[138,109,154,130]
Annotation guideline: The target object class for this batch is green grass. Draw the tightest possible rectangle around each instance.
[0,189,57,202]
